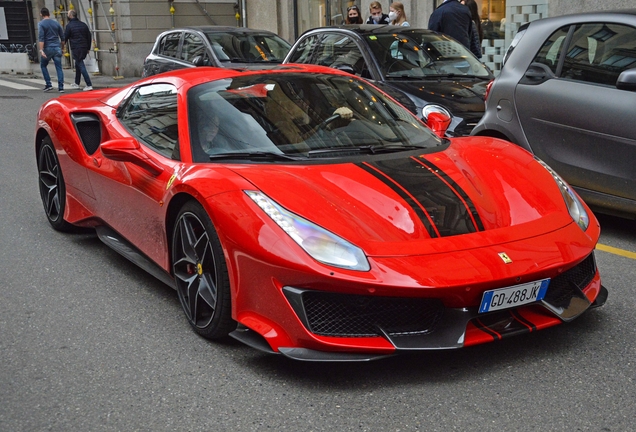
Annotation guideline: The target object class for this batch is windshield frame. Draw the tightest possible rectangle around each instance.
[187,72,443,163]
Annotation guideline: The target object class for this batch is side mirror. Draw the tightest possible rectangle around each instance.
[616,68,636,91]
[100,138,163,176]
[425,112,451,138]
[192,55,207,67]
[333,64,356,75]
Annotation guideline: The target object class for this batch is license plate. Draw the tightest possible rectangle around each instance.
[479,279,550,313]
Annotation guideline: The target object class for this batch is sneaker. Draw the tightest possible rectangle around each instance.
[58,88,65,93]
[43,86,53,92]
[70,83,80,89]
[83,86,93,91]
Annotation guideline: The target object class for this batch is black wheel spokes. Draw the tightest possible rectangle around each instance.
[174,213,218,329]
[39,147,61,220]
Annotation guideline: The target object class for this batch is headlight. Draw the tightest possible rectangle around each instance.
[245,191,370,271]
[422,104,451,122]
[536,159,590,231]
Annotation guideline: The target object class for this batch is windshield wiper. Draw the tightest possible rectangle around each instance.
[307,145,425,157]
[415,73,488,79]
[208,151,302,162]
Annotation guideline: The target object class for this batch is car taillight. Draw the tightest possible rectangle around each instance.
[484,79,494,102]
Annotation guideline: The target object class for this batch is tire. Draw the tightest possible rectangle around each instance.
[37,137,74,232]
[172,201,235,339]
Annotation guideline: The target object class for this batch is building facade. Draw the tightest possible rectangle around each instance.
[12,0,636,77]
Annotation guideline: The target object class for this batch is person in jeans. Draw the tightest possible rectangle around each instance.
[38,7,65,92]
[64,9,93,91]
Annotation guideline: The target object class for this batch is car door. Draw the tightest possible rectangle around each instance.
[514,22,636,204]
[180,30,215,67]
[86,83,183,268]
[288,31,375,79]
[156,31,185,74]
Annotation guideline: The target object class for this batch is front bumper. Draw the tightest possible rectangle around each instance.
[230,253,606,361]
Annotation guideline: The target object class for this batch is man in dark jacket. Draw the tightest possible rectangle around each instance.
[64,10,93,91]
[428,0,473,50]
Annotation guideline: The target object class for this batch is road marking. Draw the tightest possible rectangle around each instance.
[17,77,47,86]
[0,79,40,90]
[597,243,636,260]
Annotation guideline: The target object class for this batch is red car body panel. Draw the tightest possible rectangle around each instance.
[35,65,606,360]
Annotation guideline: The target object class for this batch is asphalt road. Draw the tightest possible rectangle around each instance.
[1,76,634,432]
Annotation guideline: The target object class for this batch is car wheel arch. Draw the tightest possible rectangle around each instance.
[35,128,52,157]
[165,193,200,264]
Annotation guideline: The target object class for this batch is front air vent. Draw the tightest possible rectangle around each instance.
[71,113,102,155]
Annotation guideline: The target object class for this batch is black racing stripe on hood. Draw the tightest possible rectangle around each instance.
[357,162,439,238]
[360,157,479,237]
[416,157,485,232]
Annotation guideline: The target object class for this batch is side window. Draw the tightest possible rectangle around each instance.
[119,84,180,159]
[326,35,368,77]
[159,32,181,58]
[562,23,636,86]
[181,32,208,63]
[287,34,322,64]
[531,25,570,74]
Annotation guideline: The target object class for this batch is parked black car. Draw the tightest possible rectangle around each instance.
[472,11,636,218]
[142,26,292,77]
[283,25,494,137]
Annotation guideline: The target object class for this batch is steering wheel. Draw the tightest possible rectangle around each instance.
[301,113,341,139]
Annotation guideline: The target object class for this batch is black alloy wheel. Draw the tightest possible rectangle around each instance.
[172,201,235,339]
[38,137,73,231]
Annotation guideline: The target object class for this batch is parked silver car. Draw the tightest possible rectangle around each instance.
[472,11,636,218]
[142,26,291,77]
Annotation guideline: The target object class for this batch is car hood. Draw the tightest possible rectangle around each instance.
[229,137,575,256]
[375,79,488,115]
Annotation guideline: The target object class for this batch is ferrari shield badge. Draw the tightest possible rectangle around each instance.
[166,173,177,190]
[498,252,513,264]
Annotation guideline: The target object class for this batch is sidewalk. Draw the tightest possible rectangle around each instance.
[8,61,140,89]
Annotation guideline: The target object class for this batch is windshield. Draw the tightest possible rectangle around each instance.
[187,73,442,162]
[205,32,291,63]
[366,32,491,79]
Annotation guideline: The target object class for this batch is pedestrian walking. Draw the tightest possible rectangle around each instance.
[428,0,473,50]
[462,0,483,58]
[64,9,93,91]
[38,7,65,92]
[365,1,390,25]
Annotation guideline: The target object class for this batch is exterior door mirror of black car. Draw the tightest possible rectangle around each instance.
[192,55,207,67]
[101,138,164,176]
[616,68,636,91]
[519,62,555,85]
[333,64,356,75]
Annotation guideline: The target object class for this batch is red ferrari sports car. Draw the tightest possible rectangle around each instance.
[36,65,607,361]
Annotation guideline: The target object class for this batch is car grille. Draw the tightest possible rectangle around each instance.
[544,253,597,308]
[285,253,596,339]
[300,292,445,337]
